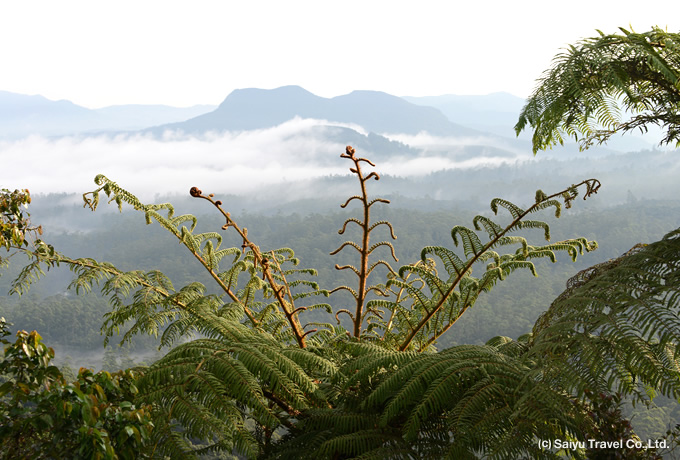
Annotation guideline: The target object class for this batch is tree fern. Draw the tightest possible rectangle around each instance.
[77,177,329,347]
[274,338,587,459]
[138,307,338,458]
[7,138,680,458]
[530,229,680,401]
[515,26,680,152]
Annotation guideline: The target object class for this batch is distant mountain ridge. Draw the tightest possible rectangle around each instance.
[402,92,526,138]
[149,85,478,137]
[0,90,216,139]
[0,86,654,153]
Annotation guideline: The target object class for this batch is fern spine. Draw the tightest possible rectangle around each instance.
[330,146,398,338]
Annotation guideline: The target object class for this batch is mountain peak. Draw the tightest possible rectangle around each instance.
[219,85,319,107]
[164,86,474,136]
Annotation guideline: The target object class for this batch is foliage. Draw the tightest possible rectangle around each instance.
[0,317,153,459]
[3,25,680,458]
[3,145,611,458]
[516,26,680,152]
[373,181,599,352]
[5,197,677,351]
[512,24,680,459]
[0,188,35,251]
[530,230,680,402]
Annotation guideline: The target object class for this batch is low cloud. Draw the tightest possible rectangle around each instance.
[1,119,348,200]
[382,131,531,158]
[379,155,522,176]
[1,119,524,201]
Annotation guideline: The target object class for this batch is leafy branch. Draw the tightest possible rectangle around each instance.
[81,176,329,348]
[515,26,680,153]
[393,179,601,351]
[188,186,329,348]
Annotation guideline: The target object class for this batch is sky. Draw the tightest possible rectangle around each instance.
[1,1,678,108]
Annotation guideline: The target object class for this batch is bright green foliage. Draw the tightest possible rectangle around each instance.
[0,318,153,459]
[271,227,680,457]
[273,337,587,459]
[516,27,680,153]
[9,174,331,351]
[137,310,338,458]
[3,26,680,458]
[65,170,606,457]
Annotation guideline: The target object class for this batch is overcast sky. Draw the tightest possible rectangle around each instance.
[1,1,677,108]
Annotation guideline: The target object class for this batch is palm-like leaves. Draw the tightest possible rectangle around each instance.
[530,228,680,401]
[140,312,338,458]
[366,181,599,352]
[516,27,680,152]
[272,337,589,460]
[279,225,680,457]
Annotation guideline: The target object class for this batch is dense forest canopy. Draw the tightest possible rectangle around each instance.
[1,26,680,459]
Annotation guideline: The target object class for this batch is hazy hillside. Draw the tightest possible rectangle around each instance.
[0,90,215,139]
[0,85,672,203]
[402,92,526,137]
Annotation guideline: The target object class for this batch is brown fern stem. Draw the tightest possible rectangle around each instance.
[183,236,259,326]
[191,188,308,348]
[418,302,472,352]
[331,146,391,338]
[355,153,371,338]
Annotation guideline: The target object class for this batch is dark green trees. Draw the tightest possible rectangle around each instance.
[0,318,153,459]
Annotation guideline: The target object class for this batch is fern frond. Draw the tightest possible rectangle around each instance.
[516,27,680,151]
[516,219,552,241]
[450,226,484,258]
[329,241,362,256]
[398,182,598,351]
[530,199,562,218]
[531,230,680,400]
[368,220,398,239]
[169,213,198,231]
[367,241,398,261]
[367,260,397,277]
[472,215,504,239]
[420,246,466,277]
[330,285,359,300]
[338,217,364,234]
[490,198,525,218]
